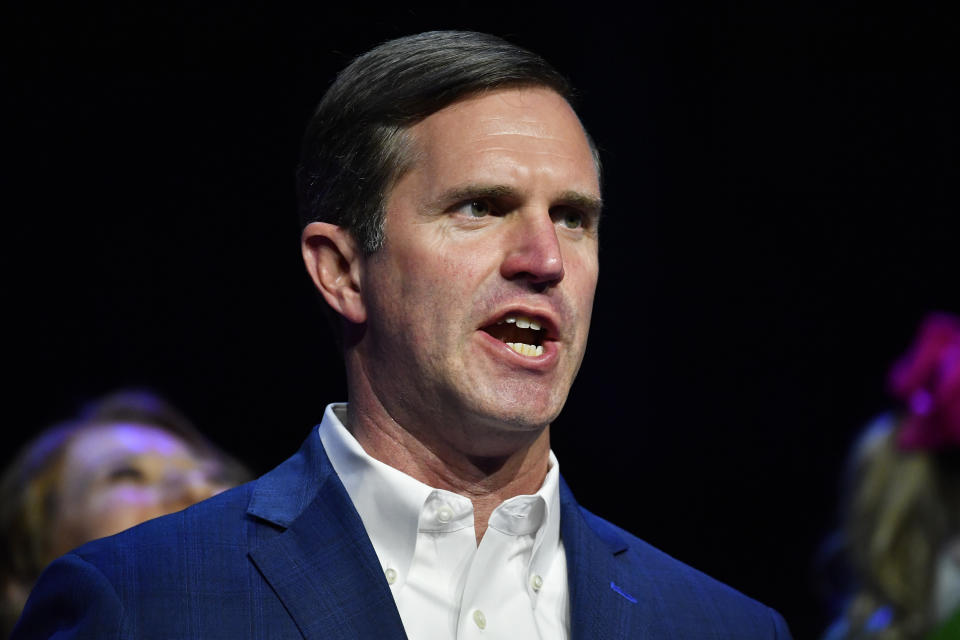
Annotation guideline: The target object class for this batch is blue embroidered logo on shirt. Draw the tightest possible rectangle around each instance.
[610,581,638,603]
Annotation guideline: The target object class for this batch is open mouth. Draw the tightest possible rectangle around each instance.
[481,314,547,357]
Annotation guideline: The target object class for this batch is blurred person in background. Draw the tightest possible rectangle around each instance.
[0,390,250,636]
[822,313,960,640]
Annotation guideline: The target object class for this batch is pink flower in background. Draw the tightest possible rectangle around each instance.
[888,313,960,451]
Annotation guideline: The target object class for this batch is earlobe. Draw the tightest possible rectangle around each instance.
[301,222,366,324]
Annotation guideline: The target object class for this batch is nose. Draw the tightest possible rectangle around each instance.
[500,210,565,288]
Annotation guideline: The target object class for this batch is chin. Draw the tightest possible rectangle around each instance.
[471,390,567,433]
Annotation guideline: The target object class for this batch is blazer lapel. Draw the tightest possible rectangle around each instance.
[560,477,672,639]
[246,430,407,640]
[247,430,677,639]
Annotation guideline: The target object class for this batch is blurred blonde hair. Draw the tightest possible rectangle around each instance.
[841,415,960,639]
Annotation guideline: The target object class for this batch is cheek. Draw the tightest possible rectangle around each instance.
[406,238,485,287]
[379,243,487,318]
[81,487,166,537]
[566,251,599,303]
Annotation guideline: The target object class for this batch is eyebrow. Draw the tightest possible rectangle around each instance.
[431,184,604,217]
[555,190,604,218]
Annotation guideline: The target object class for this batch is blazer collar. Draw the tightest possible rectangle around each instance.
[561,477,677,639]
[245,422,328,528]
[246,426,408,640]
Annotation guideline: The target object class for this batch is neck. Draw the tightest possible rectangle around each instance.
[344,367,552,543]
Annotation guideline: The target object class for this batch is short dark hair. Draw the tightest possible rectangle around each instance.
[296,30,588,254]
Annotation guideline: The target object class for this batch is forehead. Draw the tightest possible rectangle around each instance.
[405,87,599,192]
[65,423,193,467]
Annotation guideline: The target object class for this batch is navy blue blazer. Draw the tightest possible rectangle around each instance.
[14,428,792,638]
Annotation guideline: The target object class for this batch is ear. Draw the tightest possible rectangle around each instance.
[301,222,366,324]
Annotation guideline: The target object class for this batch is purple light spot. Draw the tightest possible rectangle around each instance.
[910,389,933,416]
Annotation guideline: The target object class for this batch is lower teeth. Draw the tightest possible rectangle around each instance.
[506,342,543,357]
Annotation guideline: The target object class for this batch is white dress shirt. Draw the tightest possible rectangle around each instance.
[318,403,570,640]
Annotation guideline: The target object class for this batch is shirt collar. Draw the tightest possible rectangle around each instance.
[318,403,562,591]
[319,403,432,587]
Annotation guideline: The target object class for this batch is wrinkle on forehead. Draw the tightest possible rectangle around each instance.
[477,116,566,142]
[474,145,581,160]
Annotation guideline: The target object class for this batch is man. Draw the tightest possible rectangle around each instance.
[14,31,791,638]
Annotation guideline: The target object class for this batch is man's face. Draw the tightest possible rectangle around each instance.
[356,87,600,454]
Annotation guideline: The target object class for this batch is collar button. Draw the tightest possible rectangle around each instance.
[530,574,543,592]
[472,609,486,629]
[436,505,454,523]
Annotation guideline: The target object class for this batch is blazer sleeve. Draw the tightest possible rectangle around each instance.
[12,553,124,640]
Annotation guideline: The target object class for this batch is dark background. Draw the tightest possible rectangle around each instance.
[4,3,957,637]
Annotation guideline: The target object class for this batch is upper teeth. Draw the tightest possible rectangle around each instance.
[499,315,542,331]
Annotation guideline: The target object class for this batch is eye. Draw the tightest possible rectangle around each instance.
[106,466,147,483]
[457,200,493,218]
[554,207,585,229]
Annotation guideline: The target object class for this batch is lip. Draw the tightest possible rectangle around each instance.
[476,329,559,370]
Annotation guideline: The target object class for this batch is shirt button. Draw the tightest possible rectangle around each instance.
[384,568,397,585]
[530,574,543,592]
[436,505,454,523]
[472,609,486,630]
